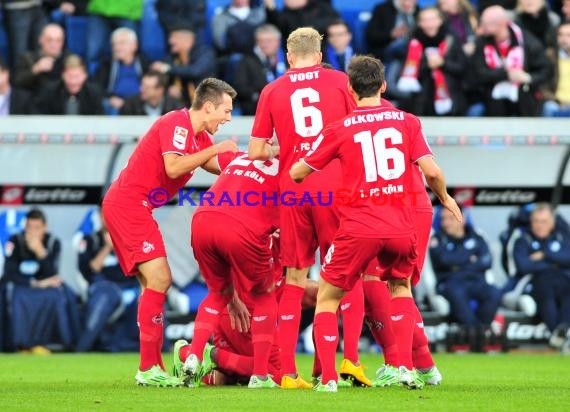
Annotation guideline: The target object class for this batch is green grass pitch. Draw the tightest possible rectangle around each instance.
[1,352,569,411]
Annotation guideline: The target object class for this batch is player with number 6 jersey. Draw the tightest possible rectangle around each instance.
[176,151,282,389]
[248,27,370,389]
[290,55,461,392]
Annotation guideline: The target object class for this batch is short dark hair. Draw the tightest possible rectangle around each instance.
[191,77,237,110]
[327,19,351,35]
[144,70,168,89]
[27,208,46,224]
[347,55,385,100]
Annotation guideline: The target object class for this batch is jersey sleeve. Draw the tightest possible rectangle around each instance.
[250,87,274,140]
[217,151,242,171]
[408,115,433,162]
[158,111,189,156]
[303,123,340,171]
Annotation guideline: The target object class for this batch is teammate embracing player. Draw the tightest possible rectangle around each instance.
[102,78,238,386]
[290,55,461,392]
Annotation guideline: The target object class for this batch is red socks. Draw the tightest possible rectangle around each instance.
[191,293,231,360]
[412,304,435,369]
[391,297,416,370]
[138,288,166,371]
[313,311,339,383]
[363,280,399,367]
[339,279,364,363]
[277,284,305,375]
[216,348,253,376]
[251,293,278,376]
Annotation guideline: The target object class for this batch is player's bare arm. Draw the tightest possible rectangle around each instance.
[248,138,277,161]
[163,140,238,179]
[417,156,462,222]
[289,159,314,183]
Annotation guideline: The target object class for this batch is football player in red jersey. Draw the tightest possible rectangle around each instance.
[290,55,461,392]
[170,150,283,389]
[102,78,238,387]
[248,27,370,388]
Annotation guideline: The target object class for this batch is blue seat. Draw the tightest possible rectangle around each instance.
[332,0,378,12]
[139,1,166,61]
[65,16,88,59]
[0,11,10,65]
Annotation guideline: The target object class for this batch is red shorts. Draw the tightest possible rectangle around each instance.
[213,312,280,377]
[280,202,340,268]
[191,212,275,295]
[363,209,432,286]
[321,233,417,291]
[101,200,166,276]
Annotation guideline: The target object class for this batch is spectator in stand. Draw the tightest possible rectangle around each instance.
[365,0,419,65]
[396,7,467,116]
[324,19,354,73]
[513,203,570,349]
[120,70,184,116]
[543,22,570,116]
[13,23,68,94]
[437,0,478,57]
[92,27,149,115]
[212,0,266,56]
[156,0,206,40]
[76,216,140,352]
[151,22,216,107]
[1,0,48,70]
[0,58,31,115]
[233,24,286,115]
[85,0,143,73]
[264,0,340,49]
[1,208,80,353]
[33,54,104,114]
[514,0,560,62]
[562,0,570,21]
[472,5,551,116]
[429,207,502,334]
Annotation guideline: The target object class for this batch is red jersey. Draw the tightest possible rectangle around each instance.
[104,109,213,208]
[304,105,432,238]
[251,65,355,197]
[194,151,280,236]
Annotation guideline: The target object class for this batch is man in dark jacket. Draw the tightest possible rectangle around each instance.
[13,23,68,94]
[513,203,570,348]
[429,207,502,328]
[2,208,80,352]
[472,5,551,116]
[0,58,31,115]
[33,54,104,115]
[120,71,183,116]
[150,23,216,107]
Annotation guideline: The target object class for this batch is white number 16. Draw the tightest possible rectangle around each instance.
[354,127,406,182]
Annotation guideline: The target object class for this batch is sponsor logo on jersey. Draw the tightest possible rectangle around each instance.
[253,316,268,322]
[280,315,295,321]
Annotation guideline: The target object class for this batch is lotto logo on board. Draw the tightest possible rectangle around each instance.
[1,185,24,205]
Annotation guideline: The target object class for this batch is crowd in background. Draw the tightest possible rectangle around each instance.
[0,0,569,117]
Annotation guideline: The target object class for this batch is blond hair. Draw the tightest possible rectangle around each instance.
[286,27,322,56]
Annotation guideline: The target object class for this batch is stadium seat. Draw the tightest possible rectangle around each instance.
[64,16,89,59]
[0,11,9,66]
[352,11,371,53]
[139,0,167,61]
